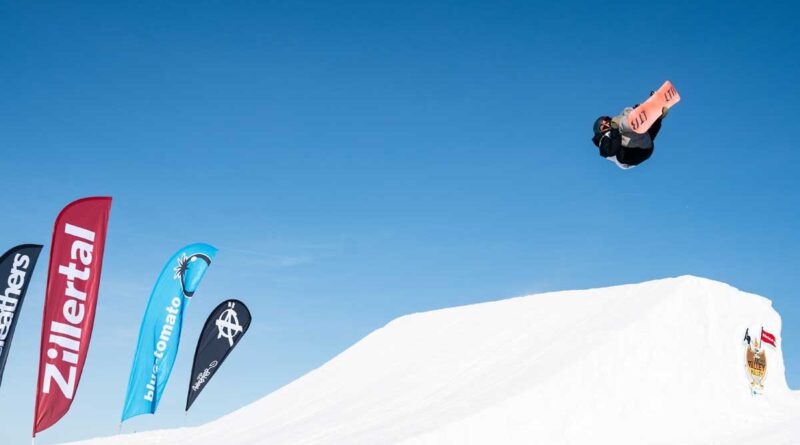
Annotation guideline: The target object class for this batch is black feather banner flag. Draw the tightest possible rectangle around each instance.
[186,299,251,411]
[0,244,43,387]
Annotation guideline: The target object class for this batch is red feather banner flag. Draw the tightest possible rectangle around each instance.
[33,197,112,438]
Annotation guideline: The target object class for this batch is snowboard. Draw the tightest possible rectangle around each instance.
[628,81,681,134]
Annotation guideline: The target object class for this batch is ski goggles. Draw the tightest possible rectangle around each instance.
[598,118,611,133]
[593,116,612,135]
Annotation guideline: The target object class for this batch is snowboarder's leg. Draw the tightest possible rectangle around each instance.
[647,118,663,140]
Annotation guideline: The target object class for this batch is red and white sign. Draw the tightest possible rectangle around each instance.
[33,197,112,436]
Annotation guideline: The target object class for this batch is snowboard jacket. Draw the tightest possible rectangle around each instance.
[593,107,662,169]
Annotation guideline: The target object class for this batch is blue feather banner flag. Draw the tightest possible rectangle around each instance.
[121,243,217,422]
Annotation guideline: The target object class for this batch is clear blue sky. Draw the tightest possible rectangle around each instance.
[1,1,799,443]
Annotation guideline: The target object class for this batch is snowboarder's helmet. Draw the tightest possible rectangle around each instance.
[593,116,611,136]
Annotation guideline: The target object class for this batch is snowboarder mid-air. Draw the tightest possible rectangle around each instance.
[591,105,668,169]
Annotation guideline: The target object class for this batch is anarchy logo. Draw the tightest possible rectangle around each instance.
[216,301,244,346]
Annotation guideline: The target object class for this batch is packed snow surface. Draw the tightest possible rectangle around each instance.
[64,276,800,444]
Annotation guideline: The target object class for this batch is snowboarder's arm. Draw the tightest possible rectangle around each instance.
[597,129,623,158]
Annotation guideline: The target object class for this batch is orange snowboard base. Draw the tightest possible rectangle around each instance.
[628,81,681,134]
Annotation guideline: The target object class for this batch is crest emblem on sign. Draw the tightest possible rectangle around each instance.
[743,328,771,395]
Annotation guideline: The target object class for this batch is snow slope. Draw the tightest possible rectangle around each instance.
[64,276,800,444]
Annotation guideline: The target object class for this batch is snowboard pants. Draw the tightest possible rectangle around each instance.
[648,118,663,141]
